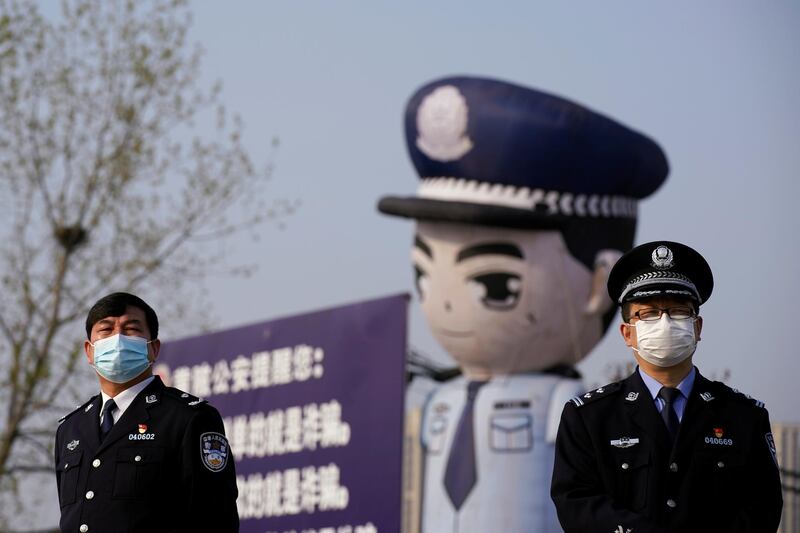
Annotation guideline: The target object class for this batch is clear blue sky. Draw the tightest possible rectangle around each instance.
[175,1,800,423]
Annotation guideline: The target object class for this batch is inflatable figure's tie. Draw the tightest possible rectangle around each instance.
[443,380,487,509]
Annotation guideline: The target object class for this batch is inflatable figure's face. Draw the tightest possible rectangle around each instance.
[413,221,605,378]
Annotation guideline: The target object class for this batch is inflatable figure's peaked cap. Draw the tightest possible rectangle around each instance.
[608,241,714,305]
[378,75,669,229]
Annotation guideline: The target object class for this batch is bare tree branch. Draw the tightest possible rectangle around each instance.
[0,0,290,524]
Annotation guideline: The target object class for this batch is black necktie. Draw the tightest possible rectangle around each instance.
[443,380,487,510]
[100,399,117,440]
[658,387,681,443]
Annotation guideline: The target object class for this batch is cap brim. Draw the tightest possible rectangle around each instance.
[377,196,565,229]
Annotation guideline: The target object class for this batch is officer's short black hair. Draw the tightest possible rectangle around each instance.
[85,292,159,339]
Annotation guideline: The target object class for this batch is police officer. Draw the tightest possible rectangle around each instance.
[55,292,239,532]
[551,241,783,532]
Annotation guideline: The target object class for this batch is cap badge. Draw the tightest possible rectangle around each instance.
[416,85,473,162]
[651,245,674,269]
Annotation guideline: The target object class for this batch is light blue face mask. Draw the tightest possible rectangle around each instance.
[90,334,153,383]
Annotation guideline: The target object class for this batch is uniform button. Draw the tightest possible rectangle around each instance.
[621,462,629,470]
[667,498,677,508]
[134,455,142,462]
[80,525,89,533]
[669,462,678,472]
[717,461,725,468]
[85,491,94,500]
[64,463,69,469]
[92,459,101,468]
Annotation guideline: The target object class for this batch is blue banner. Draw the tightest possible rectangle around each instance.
[156,294,409,533]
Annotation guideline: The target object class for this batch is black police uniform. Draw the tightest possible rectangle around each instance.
[55,376,238,533]
[551,368,783,532]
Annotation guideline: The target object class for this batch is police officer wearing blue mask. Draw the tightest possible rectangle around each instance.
[551,241,783,532]
[55,292,239,532]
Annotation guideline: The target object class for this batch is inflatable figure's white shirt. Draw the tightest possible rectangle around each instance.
[421,374,583,532]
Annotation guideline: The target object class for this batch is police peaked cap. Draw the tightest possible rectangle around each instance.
[607,241,714,305]
[378,75,669,229]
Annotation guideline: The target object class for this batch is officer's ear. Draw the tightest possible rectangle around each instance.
[584,249,623,315]
[695,315,703,342]
[84,339,94,364]
[149,339,161,362]
[620,321,636,347]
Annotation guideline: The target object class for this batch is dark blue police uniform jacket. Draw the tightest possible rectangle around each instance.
[55,376,239,533]
[551,369,782,533]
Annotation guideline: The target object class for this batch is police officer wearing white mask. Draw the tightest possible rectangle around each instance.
[551,241,783,532]
[55,292,239,532]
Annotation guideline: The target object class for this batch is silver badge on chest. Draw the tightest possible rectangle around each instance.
[610,437,640,448]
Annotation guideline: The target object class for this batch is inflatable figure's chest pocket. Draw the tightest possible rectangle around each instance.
[489,413,533,452]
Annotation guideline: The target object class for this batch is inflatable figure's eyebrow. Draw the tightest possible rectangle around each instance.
[414,234,433,259]
[457,243,524,263]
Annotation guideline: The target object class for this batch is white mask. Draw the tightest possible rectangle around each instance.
[628,314,697,368]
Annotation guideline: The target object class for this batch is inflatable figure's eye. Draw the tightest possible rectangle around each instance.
[414,265,430,300]
[467,272,521,310]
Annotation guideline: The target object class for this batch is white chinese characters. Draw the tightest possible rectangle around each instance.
[168,344,325,397]
[223,400,351,459]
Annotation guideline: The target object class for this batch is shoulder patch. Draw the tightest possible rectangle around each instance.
[58,395,99,424]
[569,382,621,408]
[200,432,230,472]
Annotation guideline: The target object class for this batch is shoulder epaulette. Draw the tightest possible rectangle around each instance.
[568,381,622,408]
[58,395,99,424]
[727,384,766,409]
[163,386,208,407]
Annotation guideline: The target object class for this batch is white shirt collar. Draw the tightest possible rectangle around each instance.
[100,376,155,422]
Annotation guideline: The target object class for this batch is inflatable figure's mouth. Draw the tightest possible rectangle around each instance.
[435,327,474,338]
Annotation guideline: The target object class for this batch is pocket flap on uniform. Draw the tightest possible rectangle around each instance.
[490,413,531,433]
[116,446,164,464]
[57,450,83,472]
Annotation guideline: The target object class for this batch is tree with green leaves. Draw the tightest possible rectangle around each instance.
[0,0,287,526]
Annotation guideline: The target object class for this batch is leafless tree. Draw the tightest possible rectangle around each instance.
[0,0,290,525]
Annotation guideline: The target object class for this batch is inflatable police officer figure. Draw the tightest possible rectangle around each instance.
[378,76,669,532]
